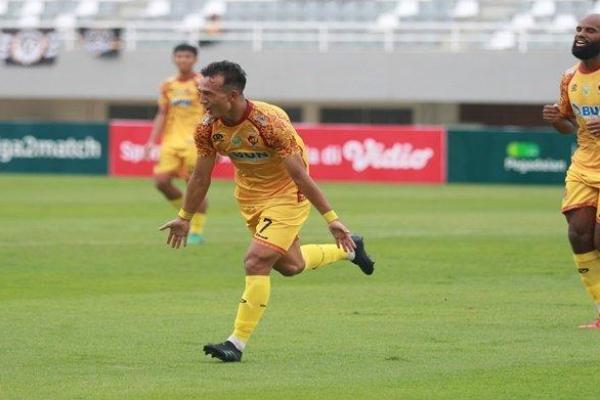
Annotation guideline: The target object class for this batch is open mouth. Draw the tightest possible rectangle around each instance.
[575,39,589,47]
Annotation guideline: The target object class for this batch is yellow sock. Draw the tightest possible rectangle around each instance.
[231,275,271,343]
[301,244,348,271]
[573,251,600,302]
[169,197,183,210]
[190,213,207,235]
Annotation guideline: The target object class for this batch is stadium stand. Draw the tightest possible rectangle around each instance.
[0,0,594,125]
[0,0,596,51]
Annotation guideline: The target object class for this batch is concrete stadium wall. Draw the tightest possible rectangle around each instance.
[0,99,107,121]
[0,48,574,104]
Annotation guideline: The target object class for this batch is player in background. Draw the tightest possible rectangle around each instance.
[159,61,375,361]
[543,13,600,328]
[145,43,208,244]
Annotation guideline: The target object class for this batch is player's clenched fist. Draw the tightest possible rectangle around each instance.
[542,103,562,124]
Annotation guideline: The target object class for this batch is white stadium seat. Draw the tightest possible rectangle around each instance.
[452,0,479,19]
[144,0,170,18]
[395,0,419,18]
[76,0,99,17]
[530,0,556,18]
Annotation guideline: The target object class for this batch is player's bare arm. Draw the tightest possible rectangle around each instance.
[159,153,216,248]
[282,154,356,252]
[543,103,577,134]
[145,104,168,159]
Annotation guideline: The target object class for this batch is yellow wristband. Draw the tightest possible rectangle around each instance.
[322,210,339,223]
[177,208,194,221]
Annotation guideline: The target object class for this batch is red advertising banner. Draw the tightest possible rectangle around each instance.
[109,120,446,183]
[108,120,234,178]
[299,125,445,183]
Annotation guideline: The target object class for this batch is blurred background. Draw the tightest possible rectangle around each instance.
[0,0,590,124]
[0,0,592,183]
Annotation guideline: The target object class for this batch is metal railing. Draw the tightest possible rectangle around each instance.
[0,20,575,52]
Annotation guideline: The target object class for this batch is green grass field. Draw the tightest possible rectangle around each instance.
[1,174,599,400]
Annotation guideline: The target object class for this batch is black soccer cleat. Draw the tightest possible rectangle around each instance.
[350,235,375,275]
[203,341,242,362]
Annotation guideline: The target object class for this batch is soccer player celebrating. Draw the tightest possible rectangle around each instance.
[543,13,600,329]
[145,43,208,244]
[160,61,375,361]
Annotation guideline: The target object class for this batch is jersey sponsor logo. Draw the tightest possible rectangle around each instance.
[228,151,271,161]
[571,104,600,117]
[171,98,192,107]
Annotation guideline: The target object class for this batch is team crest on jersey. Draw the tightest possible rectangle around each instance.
[212,133,224,142]
[231,136,242,146]
[583,85,592,96]
[254,114,269,126]
[248,134,259,146]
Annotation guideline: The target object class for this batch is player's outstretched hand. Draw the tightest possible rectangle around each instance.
[586,118,600,136]
[328,220,357,253]
[159,218,190,249]
[542,104,562,124]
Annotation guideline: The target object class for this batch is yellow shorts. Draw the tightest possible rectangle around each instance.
[154,145,197,177]
[240,200,311,254]
[562,166,600,220]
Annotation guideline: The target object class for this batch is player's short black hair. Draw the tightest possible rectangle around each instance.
[200,61,247,92]
[173,43,198,56]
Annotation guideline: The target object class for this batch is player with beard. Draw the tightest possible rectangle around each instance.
[543,14,600,328]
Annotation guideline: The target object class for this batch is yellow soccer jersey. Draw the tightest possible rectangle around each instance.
[195,100,309,205]
[159,73,205,148]
[559,63,600,171]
